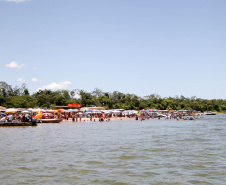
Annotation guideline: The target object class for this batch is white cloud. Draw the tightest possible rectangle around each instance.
[3,0,30,3]
[17,78,26,82]
[6,61,25,69]
[32,67,39,70]
[38,81,72,91]
[31,78,38,82]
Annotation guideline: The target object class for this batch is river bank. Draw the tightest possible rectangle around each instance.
[61,116,131,123]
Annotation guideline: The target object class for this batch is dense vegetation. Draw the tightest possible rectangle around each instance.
[1,81,226,112]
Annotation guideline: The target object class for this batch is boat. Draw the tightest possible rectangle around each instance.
[204,111,217,115]
[39,118,63,123]
[0,122,37,127]
[156,113,167,118]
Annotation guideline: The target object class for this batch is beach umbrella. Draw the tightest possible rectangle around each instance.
[72,109,79,112]
[83,112,91,115]
[58,109,65,112]
[91,110,102,114]
[66,109,73,112]
[17,108,28,112]
[43,113,53,117]
[102,110,110,113]
[95,111,102,114]
[104,110,112,114]
[112,110,121,113]
[67,109,79,112]
[42,109,54,113]
[5,108,18,113]
[22,110,32,113]
[35,113,43,119]
[32,109,42,114]
[83,109,92,113]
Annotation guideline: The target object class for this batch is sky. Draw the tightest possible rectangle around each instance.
[0,0,226,99]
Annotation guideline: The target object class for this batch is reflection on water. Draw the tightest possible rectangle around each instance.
[0,115,226,184]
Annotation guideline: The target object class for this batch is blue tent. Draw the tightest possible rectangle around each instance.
[83,112,91,115]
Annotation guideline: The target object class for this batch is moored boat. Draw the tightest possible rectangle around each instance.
[0,122,37,127]
[204,111,217,115]
[40,118,63,123]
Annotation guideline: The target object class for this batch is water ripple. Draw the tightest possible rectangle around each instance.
[0,115,226,184]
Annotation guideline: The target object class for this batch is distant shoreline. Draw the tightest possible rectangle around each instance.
[62,117,130,123]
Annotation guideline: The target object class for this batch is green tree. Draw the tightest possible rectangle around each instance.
[54,95,67,106]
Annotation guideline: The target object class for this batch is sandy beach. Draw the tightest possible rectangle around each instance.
[62,116,131,123]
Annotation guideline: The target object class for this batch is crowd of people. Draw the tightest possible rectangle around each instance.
[0,113,35,123]
[0,108,204,124]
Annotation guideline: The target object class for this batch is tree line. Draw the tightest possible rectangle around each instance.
[1,81,226,112]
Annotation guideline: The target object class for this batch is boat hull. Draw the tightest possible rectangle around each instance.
[0,122,37,127]
[204,111,217,115]
[40,119,63,123]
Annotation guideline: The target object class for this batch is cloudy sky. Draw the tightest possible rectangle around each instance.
[1,0,226,99]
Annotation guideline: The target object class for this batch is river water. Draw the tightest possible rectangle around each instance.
[0,115,226,185]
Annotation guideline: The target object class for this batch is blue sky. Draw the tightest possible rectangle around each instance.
[0,0,226,99]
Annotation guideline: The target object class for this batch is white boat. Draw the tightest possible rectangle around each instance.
[156,113,166,118]
[204,111,217,115]
[40,118,63,123]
